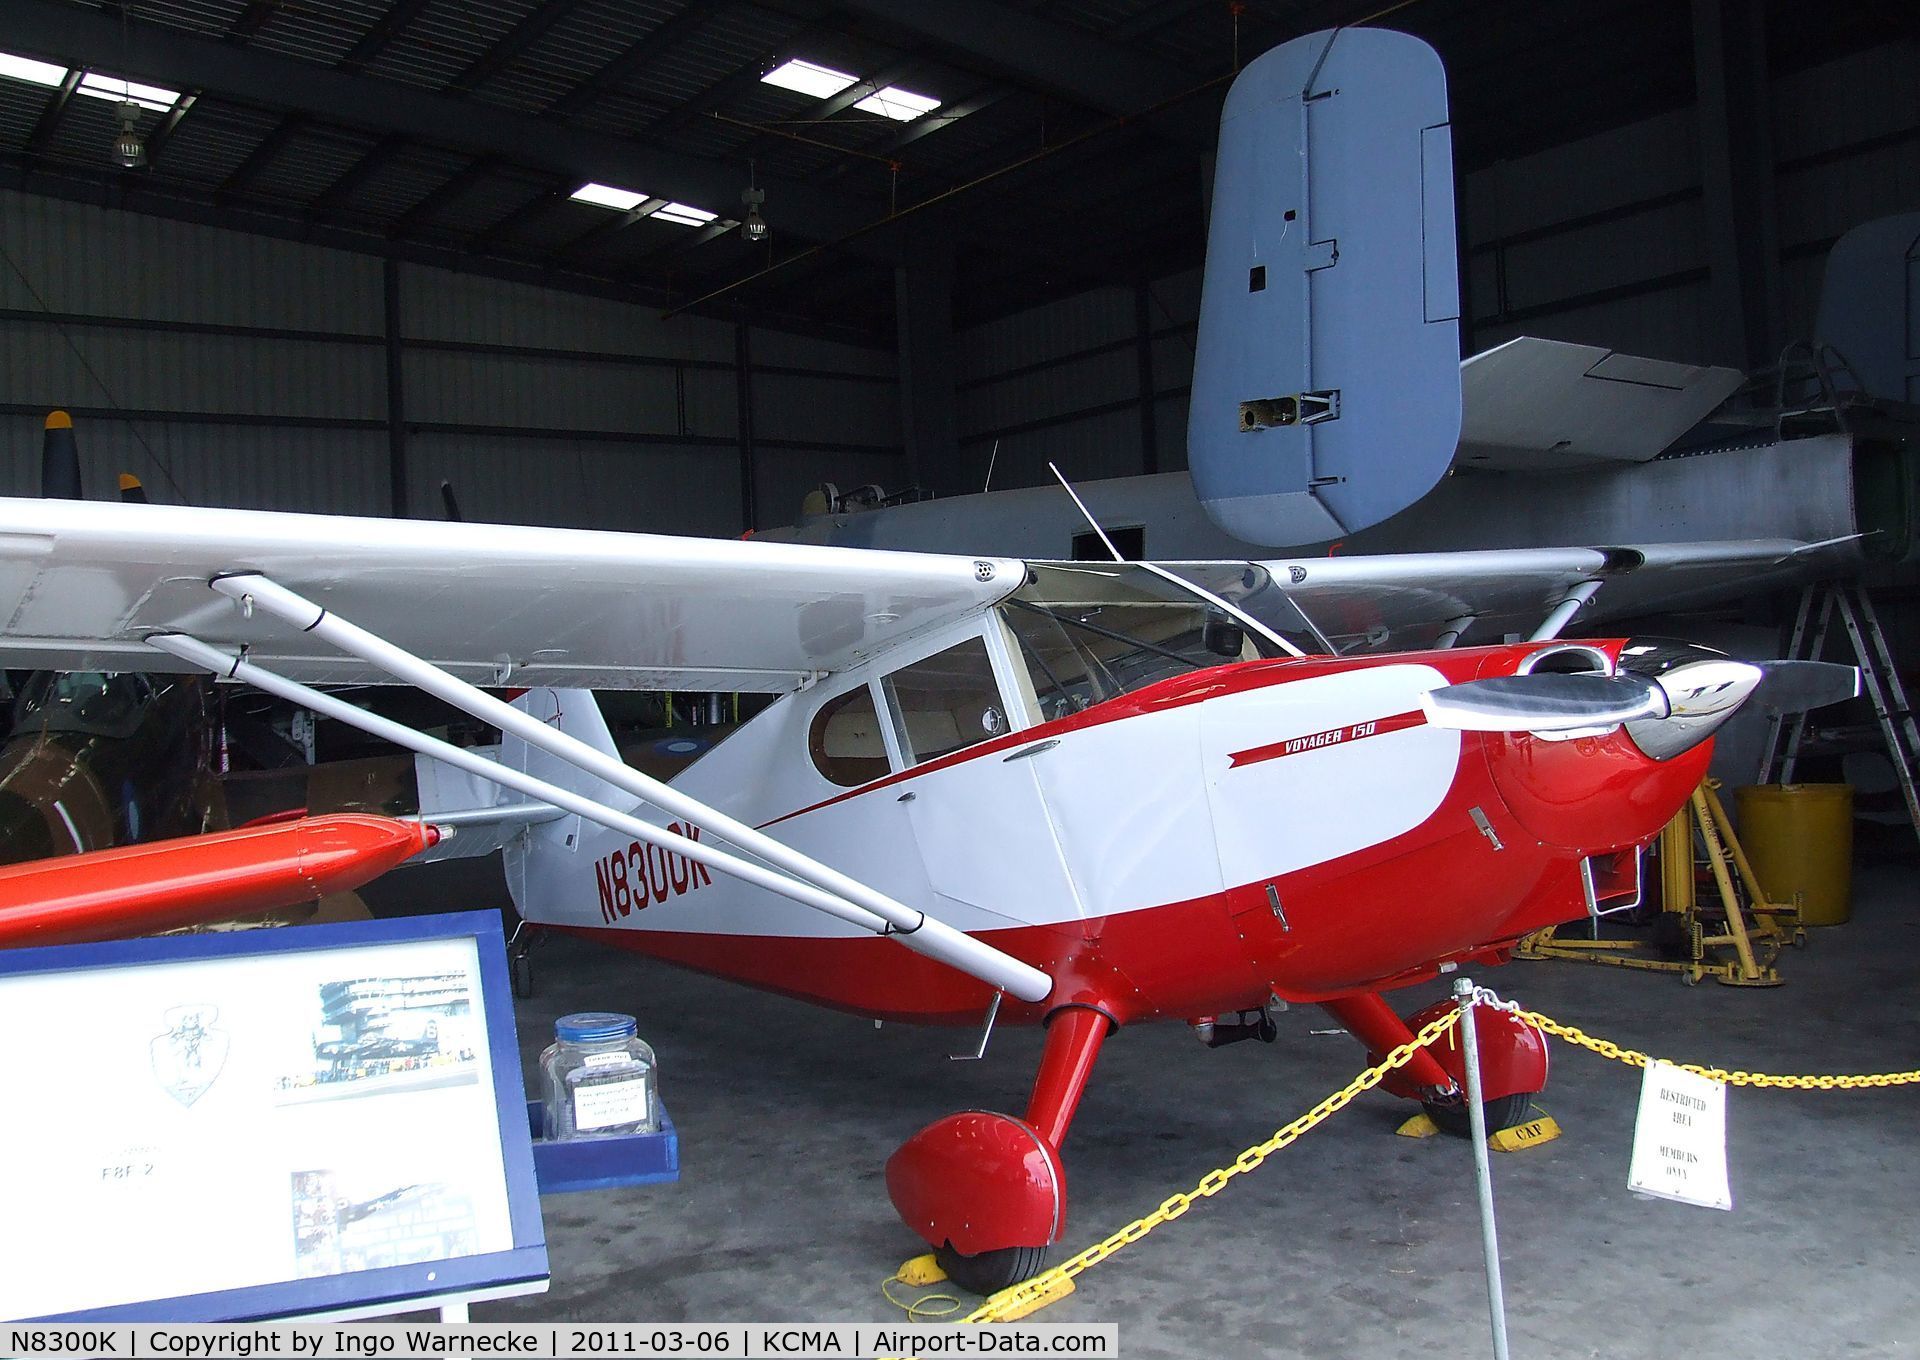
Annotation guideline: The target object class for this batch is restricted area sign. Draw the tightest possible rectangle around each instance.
[1627,1059,1732,1211]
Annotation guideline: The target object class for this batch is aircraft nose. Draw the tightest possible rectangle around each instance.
[1618,641,1764,761]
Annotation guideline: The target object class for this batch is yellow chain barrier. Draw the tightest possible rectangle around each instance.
[954,996,1920,1326]
[1514,1008,1920,1090]
[962,1005,1465,1323]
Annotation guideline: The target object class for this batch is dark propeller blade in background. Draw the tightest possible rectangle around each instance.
[40,410,81,499]
[440,480,463,522]
[119,473,148,504]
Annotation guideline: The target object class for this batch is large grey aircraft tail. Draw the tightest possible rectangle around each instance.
[1188,27,1461,547]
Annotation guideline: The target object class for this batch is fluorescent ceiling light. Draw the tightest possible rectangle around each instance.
[652,202,717,226]
[854,86,940,121]
[570,182,647,211]
[0,51,69,88]
[761,58,856,99]
[77,71,181,112]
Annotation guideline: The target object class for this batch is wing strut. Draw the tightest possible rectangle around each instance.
[1528,581,1603,642]
[184,576,1055,1005]
[148,632,899,932]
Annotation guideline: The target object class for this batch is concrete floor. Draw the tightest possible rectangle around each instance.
[474,843,1920,1357]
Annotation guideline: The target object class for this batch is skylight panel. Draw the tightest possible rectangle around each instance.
[571,182,647,211]
[761,58,856,99]
[77,72,181,112]
[0,51,68,88]
[853,86,941,122]
[652,203,717,227]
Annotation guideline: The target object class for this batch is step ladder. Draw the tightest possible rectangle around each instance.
[1760,582,1920,844]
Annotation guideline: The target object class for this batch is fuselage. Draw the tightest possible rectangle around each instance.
[510,563,1712,1028]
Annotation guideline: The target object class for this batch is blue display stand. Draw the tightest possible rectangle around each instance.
[0,911,548,1322]
[527,1101,680,1194]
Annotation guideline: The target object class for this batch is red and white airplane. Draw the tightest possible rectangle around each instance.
[0,493,1811,1289]
[0,27,1853,1294]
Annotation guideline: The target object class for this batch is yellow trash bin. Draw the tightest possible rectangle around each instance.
[1733,783,1855,926]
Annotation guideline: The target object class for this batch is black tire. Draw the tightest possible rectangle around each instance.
[934,1242,1052,1296]
[1423,1092,1534,1138]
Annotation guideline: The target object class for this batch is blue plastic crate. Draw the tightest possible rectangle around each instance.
[527,1100,680,1194]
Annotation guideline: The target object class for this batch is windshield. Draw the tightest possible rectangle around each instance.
[1000,563,1302,721]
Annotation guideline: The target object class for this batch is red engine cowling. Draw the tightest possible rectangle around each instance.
[1482,725,1713,853]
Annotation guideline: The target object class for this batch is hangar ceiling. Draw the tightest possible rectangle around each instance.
[0,0,1908,343]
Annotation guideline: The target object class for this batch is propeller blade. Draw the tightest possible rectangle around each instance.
[440,480,463,522]
[40,410,81,499]
[118,473,148,504]
[1421,673,1670,732]
[1753,659,1860,717]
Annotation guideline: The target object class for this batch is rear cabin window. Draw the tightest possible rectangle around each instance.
[808,684,890,788]
[881,638,1009,765]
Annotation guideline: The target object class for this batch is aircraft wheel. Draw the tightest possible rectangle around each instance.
[934,1242,1051,1296]
[1423,1093,1533,1138]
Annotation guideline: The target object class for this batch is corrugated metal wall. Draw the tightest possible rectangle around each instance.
[953,40,1920,490]
[1772,43,1920,344]
[0,187,900,531]
[954,269,1199,490]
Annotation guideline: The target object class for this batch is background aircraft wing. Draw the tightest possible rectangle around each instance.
[1179,540,1844,654]
[0,498,1020,692]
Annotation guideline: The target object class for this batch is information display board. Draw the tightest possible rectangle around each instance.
[0,911,547,1321]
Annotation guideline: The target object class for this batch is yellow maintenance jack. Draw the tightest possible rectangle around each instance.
[1517,779,1803,986]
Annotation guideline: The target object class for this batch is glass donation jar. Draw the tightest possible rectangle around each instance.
[540,1011,659,1140]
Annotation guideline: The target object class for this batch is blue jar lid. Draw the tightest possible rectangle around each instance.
[556,1011,638,1043]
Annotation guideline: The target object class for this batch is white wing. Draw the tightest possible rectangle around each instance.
[0,497,1843,685]
[0,498,1020,691]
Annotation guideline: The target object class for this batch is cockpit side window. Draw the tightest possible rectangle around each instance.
[807,684,890,788]
[880,637,1009,766]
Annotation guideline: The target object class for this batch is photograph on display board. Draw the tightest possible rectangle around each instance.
[274,971,480,1103]
[291,1170,481,1277]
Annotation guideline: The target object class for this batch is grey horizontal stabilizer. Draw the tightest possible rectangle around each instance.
[1455,337,1743,472]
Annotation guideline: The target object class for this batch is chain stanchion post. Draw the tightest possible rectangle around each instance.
[1455,977,1511,1360]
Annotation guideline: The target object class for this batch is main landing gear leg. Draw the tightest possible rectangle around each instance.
[885,1005,1113,1295]
[1321,991,1548,1136]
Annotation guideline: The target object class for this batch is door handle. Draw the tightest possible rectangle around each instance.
[1003,739,1060,762]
